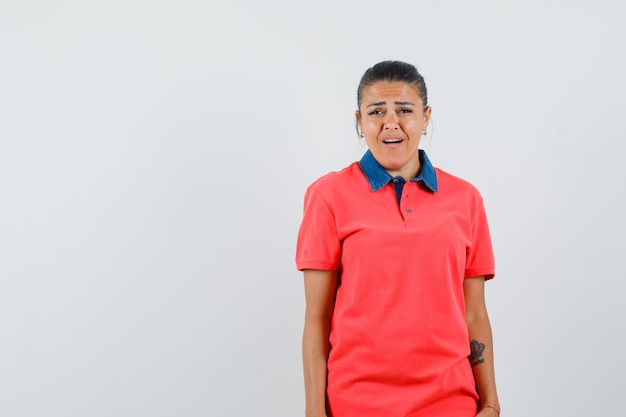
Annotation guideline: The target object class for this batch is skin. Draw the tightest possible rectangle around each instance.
[356,81,432,180]
[302,81,500,417]
[464,276,501,417]
[302,269,337,417]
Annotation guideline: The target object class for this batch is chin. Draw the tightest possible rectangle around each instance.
[381,159,407,169]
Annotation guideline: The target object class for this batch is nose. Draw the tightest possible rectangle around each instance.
[383,111,399,129]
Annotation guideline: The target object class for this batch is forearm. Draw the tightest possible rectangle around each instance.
[467,316,500,412]
[302,316,330,417]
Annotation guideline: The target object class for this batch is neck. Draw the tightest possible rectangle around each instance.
[385,159,420,181]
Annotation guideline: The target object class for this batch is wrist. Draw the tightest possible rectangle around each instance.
[305,402,327,417]
[481,404,500,416]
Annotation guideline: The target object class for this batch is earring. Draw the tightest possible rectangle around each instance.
[360,133,364,138]
[422,130,427,136]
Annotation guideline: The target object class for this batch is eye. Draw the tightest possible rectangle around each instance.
[399,108,413,114]
[367,109,383,116]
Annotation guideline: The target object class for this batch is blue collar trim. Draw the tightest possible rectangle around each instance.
[358,149,438,193]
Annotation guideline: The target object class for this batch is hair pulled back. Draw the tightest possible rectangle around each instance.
[357,60,428,110]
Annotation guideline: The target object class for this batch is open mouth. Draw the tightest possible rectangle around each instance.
[383,138,404,144]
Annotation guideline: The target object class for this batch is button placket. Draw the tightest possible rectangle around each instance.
[404,193,414,214]
[400,185,421,226]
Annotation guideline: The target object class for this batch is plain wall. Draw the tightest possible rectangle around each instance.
[1,0,625,416]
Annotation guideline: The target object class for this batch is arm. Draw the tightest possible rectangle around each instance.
[302,269,338,417]
[464,276,501,416]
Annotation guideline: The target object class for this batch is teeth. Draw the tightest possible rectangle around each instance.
[384,139,402,143]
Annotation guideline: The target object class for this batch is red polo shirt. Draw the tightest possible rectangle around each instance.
[296,150,495,417]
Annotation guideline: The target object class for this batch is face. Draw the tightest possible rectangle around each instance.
[356,81,432,180]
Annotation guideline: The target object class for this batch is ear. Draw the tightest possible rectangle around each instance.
[355,109,362,128]
[423,106,432,128]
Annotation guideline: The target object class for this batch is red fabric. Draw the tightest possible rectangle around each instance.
[296,162,495,417]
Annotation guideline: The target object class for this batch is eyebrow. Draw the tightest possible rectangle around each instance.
[366,101,416,107]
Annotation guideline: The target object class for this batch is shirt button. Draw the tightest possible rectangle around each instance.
[392,178,400,183]
[406,208,413,213]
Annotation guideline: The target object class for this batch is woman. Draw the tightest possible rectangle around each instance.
[296,61,500,417]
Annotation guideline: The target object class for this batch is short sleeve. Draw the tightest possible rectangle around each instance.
[465,197,495,280]
[296,186,341,271]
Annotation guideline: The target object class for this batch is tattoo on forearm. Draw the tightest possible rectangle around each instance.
[468,339,485,367]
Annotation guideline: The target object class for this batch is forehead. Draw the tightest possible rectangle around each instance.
[361,81,422,104]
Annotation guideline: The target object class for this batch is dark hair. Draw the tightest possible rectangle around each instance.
[357,60,428,110]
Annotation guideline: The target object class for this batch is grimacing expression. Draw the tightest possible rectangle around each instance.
[357,81,431,180]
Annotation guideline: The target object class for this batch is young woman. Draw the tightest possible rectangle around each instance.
[297,61,500,417]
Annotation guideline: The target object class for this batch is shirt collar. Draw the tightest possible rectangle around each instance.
[358,149,438,193]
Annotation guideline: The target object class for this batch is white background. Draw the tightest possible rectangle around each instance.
[1,1,625,416]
